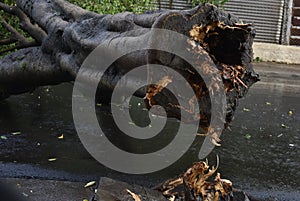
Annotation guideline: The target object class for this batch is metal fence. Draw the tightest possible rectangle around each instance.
[224,0,285,44]
[290,0,300,45]
[156,0,192,10]
[153,0,299,45]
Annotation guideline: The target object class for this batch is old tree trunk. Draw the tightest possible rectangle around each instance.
[0,0,258,131]
[0,1,259,200]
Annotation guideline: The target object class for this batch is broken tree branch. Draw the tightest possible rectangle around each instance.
[0,38,17,46]
[0,2,47,44]
[0,17,28,44]
[0,41,38,55]
[156,159,233,200]
[0,1,259,131]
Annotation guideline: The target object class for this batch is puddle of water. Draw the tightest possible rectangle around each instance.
[0,82,299,200]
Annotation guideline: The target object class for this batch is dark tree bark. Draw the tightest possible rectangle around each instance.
[0,0,259,133]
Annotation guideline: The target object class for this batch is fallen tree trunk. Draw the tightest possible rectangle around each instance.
[0,1,259,131]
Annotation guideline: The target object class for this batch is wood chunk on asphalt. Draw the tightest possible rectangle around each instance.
[95,177,168,201]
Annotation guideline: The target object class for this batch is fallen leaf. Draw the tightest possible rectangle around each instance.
[11,131,21,135]
[22,192,29,197]
[245,133,251,140]
[281,124,287,128]
[277,133,283,138]
[1,136,8,140]
[96,103,102,107]
[211,137,221,146]
[265,102,271,105]
[126,189,141,201]
[84,181,96,188]
[289,111,293,116]
[57,134,64,139]
[83,199,88,201]
[48,158,57,162]
[128,122,135,125]
[211,132,221,146]
[243,107,250,112]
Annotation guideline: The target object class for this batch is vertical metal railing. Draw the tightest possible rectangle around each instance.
[290,0,300,45]
[152,0,298,45]
[153,0,192,10]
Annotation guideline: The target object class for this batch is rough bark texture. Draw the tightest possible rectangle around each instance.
[0,0,259,130]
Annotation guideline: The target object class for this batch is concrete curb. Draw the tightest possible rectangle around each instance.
[253,42,300,64]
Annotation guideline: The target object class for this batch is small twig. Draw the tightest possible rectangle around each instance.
[54,0,98,20]
[0,41,38,55]
[236,76,248,88]
[0,2,46,43]
[0,12,40,55]
[0,38,17,45]
[0,2,12,13]
[0,17,28,44]
[215,154,219,170]
[126,189,141,201]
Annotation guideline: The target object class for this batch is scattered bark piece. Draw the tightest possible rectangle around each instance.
[95,177,168,201]
[156,159,235,201]
[127,189,142,201]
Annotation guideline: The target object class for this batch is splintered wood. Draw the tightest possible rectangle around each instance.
[145,76,172,106]
[127,189,142,201]
[189,22,250,95]
[156,159,233,201]
[144,20,257,147]
[190,22,251,45]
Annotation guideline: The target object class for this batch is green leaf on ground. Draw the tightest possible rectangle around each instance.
[1,136,8,140]
[11,131,21,135]
[57,134,64,139]
[84,181,96,188]
[245,134,251,140]
[243,107,250,112]
[265,102,271,105]
[281,124,287,128]
[48,158,57,162]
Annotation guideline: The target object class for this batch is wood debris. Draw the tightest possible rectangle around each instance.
[145,76,172,106]
[189,22,250,95]
[126,189,142,201]
[84,181,96,188]
[156,158,233,201]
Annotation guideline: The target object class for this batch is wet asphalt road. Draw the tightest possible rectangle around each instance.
[0,62,299,200]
